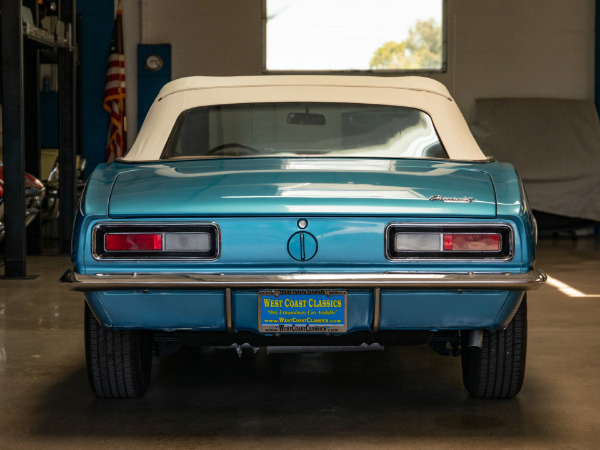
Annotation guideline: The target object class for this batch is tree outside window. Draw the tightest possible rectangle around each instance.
[264,0,445,72]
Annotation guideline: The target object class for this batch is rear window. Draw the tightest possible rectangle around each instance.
[161,102,448,160]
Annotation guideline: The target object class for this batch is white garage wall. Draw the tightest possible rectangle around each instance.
[438,0,595,121]
[128,0,594,128]
[140,0,263,76]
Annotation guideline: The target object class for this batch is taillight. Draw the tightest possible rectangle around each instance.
[387,224,512,260]
[93,223,219,260]
[105,233,163,251]
[443,234,501,251]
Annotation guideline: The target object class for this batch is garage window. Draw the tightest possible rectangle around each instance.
[263,0,446,72]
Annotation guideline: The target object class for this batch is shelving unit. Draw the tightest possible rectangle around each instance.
[1,0,78,277]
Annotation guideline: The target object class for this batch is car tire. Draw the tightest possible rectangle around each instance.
[85,303,153,398]
[461,295,527,399]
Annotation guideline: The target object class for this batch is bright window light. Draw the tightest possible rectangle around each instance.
[545,276,600,298]
[264,0,445,72]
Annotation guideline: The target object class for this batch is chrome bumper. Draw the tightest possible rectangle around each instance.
[60,269,546,292]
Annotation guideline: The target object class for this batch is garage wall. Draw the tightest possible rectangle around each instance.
[140,0,263,76]
[131,0,594,125]
[440,0,595,121]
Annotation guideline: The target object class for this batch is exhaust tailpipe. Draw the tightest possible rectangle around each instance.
[468,330,484,349]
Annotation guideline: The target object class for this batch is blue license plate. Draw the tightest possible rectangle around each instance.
[258,289,348,333]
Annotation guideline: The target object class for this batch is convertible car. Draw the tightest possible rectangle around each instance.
[61,76,545,399]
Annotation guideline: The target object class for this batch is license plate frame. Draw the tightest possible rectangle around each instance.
[258,289,348,334]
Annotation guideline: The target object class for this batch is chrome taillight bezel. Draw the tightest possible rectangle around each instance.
[92,222,220,261]
[385,223,514,261]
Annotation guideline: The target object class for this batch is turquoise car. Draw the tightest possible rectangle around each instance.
[62,76,545,399]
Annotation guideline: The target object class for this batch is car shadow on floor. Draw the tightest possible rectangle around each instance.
[27,344,552,443]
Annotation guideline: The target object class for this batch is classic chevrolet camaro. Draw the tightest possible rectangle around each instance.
[61,76,545,399]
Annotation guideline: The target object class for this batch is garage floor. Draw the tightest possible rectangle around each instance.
[0,236,598,449]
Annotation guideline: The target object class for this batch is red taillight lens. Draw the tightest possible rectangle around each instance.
[105,233,162,251]
[444,233,501,251]
[443,234,453,250]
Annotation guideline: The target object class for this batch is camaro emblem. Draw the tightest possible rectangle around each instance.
[429,195,474,203]
[287,231,318,261]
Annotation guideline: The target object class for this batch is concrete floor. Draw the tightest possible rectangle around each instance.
[0,236,599,449]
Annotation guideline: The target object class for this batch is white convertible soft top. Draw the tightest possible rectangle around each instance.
[125,76,486,161]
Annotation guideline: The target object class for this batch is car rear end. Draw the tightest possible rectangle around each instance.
[61,76,545,399]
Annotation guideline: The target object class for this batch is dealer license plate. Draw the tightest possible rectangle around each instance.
[258,289,348,333]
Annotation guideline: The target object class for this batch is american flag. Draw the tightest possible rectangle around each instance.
[103,6,127,162]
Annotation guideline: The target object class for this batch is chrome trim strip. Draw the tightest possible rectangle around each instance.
[61,269,546,292]
[115,156,497,164]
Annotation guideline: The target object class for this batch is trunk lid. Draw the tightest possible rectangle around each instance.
[108,159,497,217]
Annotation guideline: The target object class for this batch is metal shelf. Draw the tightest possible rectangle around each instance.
[1,0,78,277]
